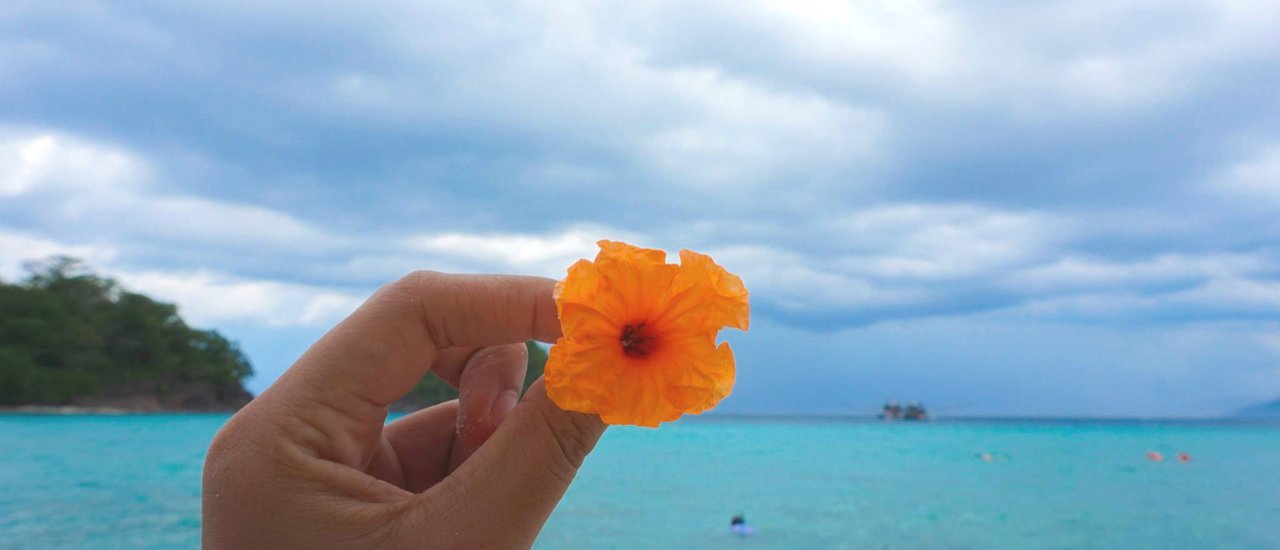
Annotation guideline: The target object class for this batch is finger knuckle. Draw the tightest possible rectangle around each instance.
[390,269,444,296]
[490,342,529,364]
[204,422,236,466]
[381,270,454,344]
[205,409,258,462]
[202,412,259,491]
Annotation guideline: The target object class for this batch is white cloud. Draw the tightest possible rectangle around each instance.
[0,230,117,281]
[0,225,363,327]
[139,196,338,250]
[0,128,360,326]
[4,2,1280,331]
[8,0,1280,414]
[288,1,889,191]
[4,125,1275,330]
[0,131,143,196]
[1015,275,1280,321]
[711,244,927,313]
[0,129,652,325]
[1017,292,1153,319]
[703,204,1061,315]
[1259,330,1280,354]
[1010,253,1267,292]
[640,67,885,187]
[699,202,1280,324]
[824,204,1059,279]
[1214,144,1280,202]
[975,0,1280,112]
[740,0,963,85]
[118,269,365,327]
[617,0,1280,114]
[0,128,341,251]
[1172,277,1280,311]
[404,224,633,277]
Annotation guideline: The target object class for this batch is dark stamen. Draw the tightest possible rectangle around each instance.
[620,323,655,357]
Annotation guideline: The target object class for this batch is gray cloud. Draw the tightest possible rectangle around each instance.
[2,123,1277,331]
[3,0,1280,410]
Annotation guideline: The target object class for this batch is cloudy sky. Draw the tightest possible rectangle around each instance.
[3,0,1279,416]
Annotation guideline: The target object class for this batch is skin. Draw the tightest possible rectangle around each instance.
[202,272,607,549]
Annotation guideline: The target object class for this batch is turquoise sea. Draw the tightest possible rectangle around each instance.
[2,414,1279,549]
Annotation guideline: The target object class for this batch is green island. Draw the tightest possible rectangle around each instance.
[1,257,547,413]
[393,341,547,412]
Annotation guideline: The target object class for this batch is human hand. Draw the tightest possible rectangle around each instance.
[202,272,607,549]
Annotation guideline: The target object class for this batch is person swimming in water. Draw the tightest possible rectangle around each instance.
[730,514,757,537]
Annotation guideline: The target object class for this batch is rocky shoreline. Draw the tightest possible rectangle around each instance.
[1,381,253,415]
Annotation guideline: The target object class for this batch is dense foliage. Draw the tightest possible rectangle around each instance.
[398,341,549,410]
[0,257,253,406]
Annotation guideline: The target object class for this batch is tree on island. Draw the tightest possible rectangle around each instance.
[394,341,549,412]
[1,256,550,412]
[0,257,253,409]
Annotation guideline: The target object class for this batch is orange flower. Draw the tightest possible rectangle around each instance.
[545,240,749,427]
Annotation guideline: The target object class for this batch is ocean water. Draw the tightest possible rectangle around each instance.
[2,415,1279,549]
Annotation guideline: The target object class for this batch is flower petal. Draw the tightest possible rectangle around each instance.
[545,336,623,415]
[593,243,678,324]
[651,250,749,333]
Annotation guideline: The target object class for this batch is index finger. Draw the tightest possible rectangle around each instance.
[264,272,560,462]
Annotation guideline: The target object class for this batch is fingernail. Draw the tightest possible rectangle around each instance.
[491,390,520,425]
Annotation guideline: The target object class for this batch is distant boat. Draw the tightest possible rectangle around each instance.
[879,401,928,421]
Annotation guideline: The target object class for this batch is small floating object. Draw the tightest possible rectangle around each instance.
[1146,451,1165,462]
[1177,452,1192,463]
[980,452,994,462]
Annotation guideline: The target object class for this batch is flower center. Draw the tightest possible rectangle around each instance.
[619,323,655,357]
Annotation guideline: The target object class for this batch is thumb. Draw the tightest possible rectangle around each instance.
[404,379,606,549]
